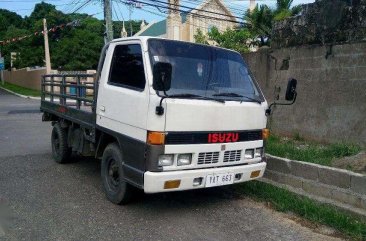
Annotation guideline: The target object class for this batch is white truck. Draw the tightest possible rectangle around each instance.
[40,37,297,204]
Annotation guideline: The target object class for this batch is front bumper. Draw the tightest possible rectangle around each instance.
[143,162,266,193]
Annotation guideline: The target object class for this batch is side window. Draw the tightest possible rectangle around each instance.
[109,44,146,90]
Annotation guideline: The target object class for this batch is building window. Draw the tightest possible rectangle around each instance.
[109,44,146,90]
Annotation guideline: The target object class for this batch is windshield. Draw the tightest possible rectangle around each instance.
[148,39,263,102]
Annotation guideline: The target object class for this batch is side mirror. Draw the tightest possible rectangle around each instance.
[266,78,298,116]
[153,62,172,91]
[285,78,297,101]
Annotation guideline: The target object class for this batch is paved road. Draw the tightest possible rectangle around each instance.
[0,89,51,157]
[0,89,342,241]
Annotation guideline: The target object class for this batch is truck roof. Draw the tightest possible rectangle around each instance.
[110,36,156,43]
[109,36,240,54]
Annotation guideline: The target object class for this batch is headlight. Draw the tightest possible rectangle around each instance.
[158,154,174,166]
[255,148,263,158]
[177,154,192,166]
[245,149,254,159]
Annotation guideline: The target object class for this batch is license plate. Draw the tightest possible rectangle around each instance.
[205,173,234,187]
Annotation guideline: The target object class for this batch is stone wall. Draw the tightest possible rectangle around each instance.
[243,42,366,146]
[272,0,366,48]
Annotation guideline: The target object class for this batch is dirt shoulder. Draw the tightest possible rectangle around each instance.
[332,151,366,175]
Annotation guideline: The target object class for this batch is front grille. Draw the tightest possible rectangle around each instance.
[197,152,220,164]
[165,130,262,145]
[223,150,242,162]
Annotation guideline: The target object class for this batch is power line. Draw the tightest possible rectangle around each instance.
[180,0,245,16]
[142,5,166,17]
[63,0,83,13]
[112,1,120,21]
[127,2,219,32]
[121,1,251,39]
[119,0,245,25]
[0,0,63,2]
[146,0,244,22]
[165,0,248,16]
[113,1,125,21]
[70,0,92,14]
[143,0,242,20]
[0,11,102,46]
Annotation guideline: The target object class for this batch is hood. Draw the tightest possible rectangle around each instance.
[164,98,267,132]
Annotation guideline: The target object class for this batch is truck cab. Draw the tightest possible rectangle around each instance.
[41,37,273,204]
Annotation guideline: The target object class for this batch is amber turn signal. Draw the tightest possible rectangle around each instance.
[250,170,261,178]
[262,128,270,140]
[164,180,181,189]
[147,131,165,145]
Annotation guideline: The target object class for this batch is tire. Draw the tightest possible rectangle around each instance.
[51,123,71,163]
[101,143,135,205]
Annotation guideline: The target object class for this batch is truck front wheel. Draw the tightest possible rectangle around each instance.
[101,143,135,204]
[51,123,71,163]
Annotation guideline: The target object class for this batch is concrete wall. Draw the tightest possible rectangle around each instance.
[243,42,366,146]
[3,69,96,94]
[3,68,46,91]
[263,155,366,220]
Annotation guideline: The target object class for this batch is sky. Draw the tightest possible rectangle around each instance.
[0,0,315,23]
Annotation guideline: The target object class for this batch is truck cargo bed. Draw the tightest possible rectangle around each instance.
[40,74,97,128]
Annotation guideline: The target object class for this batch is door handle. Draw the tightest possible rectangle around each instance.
[100,106,105,112]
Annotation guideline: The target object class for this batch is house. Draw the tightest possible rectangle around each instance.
[134,0,238,43]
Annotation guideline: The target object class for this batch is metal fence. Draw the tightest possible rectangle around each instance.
[41,74,96,110]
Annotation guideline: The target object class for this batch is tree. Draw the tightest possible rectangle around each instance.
[52,29,103,70]
[193,27,251,53]
[244,5,273,46]
[194,28,208,44]
[245,0,301,46]
[113,20,142,38]
[0,3,142,70]
[274,0,301,21]
[208,27,252,54]
[0,9,23,33]
[196,0,302,52]
[276,0,294,11]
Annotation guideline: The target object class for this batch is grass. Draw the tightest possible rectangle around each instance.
[266,134,362,166]
[236,181,366,240]
[0,82,41,97]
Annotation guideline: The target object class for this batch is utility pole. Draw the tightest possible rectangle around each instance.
[129,3,134,36]
[104,0,113,42]
[43,18,51,74]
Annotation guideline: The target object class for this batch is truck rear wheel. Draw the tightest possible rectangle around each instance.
[101,143,135,204]
[51,123,71,163]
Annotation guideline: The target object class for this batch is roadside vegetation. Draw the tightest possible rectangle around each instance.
[237,181,366,240]
[0,3,142,70]
[266,134,362,166]
[194,0,301,52]
[0,82,41,97]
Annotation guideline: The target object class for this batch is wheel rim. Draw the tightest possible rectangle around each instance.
[106,158,120,191]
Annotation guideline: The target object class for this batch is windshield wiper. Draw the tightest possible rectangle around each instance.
[156,93,224,115]
[166,93,225,103]
[212,92,262,104]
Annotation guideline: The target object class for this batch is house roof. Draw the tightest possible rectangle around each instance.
[138,19,167,36]
[136,12,189,37]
